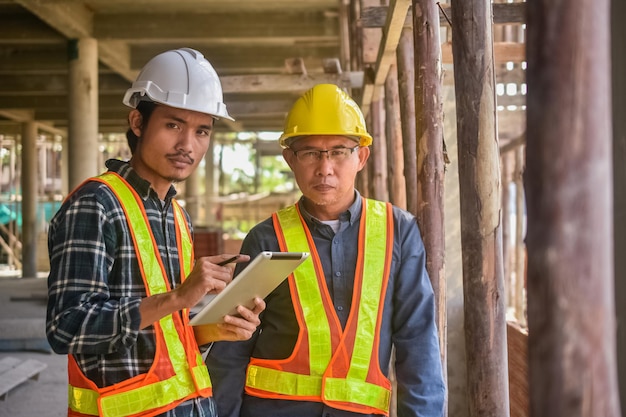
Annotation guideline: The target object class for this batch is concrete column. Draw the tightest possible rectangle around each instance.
[185,168,200,225]
[38,142,46,195]
[204,141,217,226]
[68,38,99,190]
[61,136,69,196]
[21,121,38,278]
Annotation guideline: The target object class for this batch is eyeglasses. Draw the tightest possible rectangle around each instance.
[291,145,360,164]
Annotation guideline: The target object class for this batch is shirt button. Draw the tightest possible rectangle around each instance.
[335,271,341,277]
[337,306,344,311]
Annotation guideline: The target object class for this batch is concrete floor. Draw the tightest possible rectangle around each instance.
[0,276,67,417]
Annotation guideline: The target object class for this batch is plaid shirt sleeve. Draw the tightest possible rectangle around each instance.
[46,181,143,356]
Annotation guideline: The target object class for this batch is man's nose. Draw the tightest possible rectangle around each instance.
[177,129,194,150]
[315,152,334,174]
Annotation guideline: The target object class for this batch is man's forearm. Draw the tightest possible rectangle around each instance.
[139,291,185,329]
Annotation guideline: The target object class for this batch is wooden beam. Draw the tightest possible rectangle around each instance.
[94,11,339,42]
[360,0,411,118]
[361,2,526,28]
[15,0,136,81]
[220,72,363,93]
[0,72,364,97]
[0,109,34,122]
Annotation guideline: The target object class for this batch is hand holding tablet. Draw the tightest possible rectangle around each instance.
[189,251,310,326]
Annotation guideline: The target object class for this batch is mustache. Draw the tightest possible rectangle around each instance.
[166,151,194,164]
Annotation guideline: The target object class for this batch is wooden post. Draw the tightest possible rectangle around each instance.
[501,151,512,308]
[384,63,407,209]
[613,0,626,409]
[396,28,418,214]
[369,98,389,201]
[513,146,525,325]
[450,0,510,415]
[412,0,447,375]
[339,0,351,72]
[349,0,363,74]
[525,0,621,415]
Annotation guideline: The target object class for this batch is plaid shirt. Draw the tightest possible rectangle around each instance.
[46,159,216,417]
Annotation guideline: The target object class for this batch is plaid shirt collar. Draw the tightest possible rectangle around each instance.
[105,158,178,202]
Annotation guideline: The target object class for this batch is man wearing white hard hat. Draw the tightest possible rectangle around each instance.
[46,48,264,417]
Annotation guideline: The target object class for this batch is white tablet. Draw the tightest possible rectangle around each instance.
[188,251,310,326]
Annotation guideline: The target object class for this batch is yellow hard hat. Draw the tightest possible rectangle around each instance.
[279,84,373,148]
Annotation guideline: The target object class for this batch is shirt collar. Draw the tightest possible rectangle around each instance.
[297,189,362,228]
[104,159,177,202]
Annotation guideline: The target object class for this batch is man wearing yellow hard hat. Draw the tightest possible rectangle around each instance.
[207,83,446,417]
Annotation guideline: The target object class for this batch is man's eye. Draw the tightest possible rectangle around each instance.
[329,149,346,157]
[301,151,319,158]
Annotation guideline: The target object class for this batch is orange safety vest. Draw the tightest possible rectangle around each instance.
[245,197,394,415]
[65,172,212,417]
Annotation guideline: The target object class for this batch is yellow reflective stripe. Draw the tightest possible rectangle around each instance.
[247,364,322,397]
[68,173,208,417]
[276,206,332,374]
[69,366,211,417]
[349,199,387,381]
[171,201,213,392]
[160,313,189,375]
[324,377,391,412]
[255,200,390,412]
[99,173,168,295]
[99,366,196,417]
[68,386,99,415]
[172,201,192,278]
[192,361,211,387]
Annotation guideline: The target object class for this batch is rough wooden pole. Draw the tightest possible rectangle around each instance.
[513,146,525,325]
[339,0,352,72]
[384,63,407,209]
[349,0,363,73]
[450,0,510,415]
[396,28,418,215]
[501,151,512,308]
[369,98,389,201]
[412,0,447,376]
[525,0,621,416]
[613,0,626,409]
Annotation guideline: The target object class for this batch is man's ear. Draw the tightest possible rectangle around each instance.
[357,146,370,170]
[128,110,143,137]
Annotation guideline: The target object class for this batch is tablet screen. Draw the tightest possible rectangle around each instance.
[189,251,310,326]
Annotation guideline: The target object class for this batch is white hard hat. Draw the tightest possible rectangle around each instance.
[123,48,234,121]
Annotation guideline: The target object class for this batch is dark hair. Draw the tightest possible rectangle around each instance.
[125,101,157,154]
